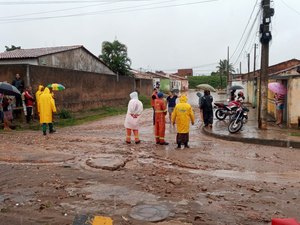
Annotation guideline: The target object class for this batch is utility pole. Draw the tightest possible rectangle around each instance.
[227,46,230,93]
[258,0,274,129]
[239,62,242,76]
[247,53,250,81]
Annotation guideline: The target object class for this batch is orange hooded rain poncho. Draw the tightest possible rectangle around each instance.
[38,87,56,123]
[172,95,195,133]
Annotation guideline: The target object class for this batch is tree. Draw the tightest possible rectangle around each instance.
[99,40,132,76]
[216,59,235,88]
[5,45,21,51]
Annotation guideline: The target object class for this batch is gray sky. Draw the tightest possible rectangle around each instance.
[1,0,299,75]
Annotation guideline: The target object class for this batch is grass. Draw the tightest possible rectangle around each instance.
[3,95,151,131]
[290,132,300,137]
[55,106,127,127]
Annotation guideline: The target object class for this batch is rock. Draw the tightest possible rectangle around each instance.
[201,186,208,192]
[250,187,262,193]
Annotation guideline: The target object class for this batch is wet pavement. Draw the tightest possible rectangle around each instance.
[188,90,300,149]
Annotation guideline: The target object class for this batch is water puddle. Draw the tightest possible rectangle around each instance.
[186,169,300,184]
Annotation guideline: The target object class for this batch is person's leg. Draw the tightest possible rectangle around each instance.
[126,128,132,144]
[176,133,181,148]
[184,133,190,148]
[152,107,155,126]
[42,123,47,135]
[49,123,56,133]
[159,119,168,145]
[133,130,140,144]
[155,120,160,144]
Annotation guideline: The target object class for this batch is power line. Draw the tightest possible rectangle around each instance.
[229,0,259,61]
[0,0,220,23]
[232,7,262,66]
[280,0,300,16]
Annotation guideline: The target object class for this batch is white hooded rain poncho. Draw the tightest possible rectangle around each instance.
[124,92,143,130]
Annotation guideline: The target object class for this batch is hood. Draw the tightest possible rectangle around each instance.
[196,92,202,98]
[38,85,44,91]
[130,91,138,100]
[43,87,50,95]
[179,95,188,103]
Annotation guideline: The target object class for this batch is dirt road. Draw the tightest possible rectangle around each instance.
[0,109,299,225]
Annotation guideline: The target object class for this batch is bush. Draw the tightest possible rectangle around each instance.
[188,76,227,89]
[59,109,72,119]
[139,95,151,108]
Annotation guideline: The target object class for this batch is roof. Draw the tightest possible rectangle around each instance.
[130,70,152,80]
[169,74,187,80]
[0,45,83,59]
[146,71,169,79]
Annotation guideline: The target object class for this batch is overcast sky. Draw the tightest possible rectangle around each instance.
[0,0,299,75]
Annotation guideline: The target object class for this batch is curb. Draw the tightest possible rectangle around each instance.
[202,128,300,149]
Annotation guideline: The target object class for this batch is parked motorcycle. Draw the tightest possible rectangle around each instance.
[214,101,241,120]
[228,106,249,133]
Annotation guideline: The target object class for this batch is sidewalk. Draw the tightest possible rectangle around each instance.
[202,107,300,149]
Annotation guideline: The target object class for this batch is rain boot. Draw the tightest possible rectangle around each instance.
[49,123,56,133]
[42,123,47,135]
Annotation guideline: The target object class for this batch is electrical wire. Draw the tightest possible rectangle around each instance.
[232,7,262,67]
[280,0,300,16]
[229,0,259,61]
[0,0,219,24]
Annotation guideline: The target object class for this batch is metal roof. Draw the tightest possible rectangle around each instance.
[0,45,82,59]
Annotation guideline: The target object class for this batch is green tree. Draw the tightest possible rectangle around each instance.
[5,45,21,51]
[216,59,235,88]
[99,40,132,76]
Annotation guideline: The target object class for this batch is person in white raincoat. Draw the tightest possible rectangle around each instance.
[124,91,143,144]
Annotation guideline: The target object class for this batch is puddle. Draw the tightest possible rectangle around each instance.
[186,169,300,184]
[68,183,161,206]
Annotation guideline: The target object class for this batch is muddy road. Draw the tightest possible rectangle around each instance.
[0,109,299,225]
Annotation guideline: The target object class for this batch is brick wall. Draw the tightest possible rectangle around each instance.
[0,64,152,111]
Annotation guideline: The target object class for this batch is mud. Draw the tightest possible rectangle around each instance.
[0,96,299,224]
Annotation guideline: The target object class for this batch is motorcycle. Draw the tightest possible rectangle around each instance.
[214,100,241,120]
[228,105,249,133]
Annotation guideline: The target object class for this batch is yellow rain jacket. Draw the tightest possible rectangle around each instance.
[38,87,56,123]
[172,95,195,133]
[35,85,44,112]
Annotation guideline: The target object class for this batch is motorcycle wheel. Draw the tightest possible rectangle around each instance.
[215,109,226,120]
[228,119,243,133]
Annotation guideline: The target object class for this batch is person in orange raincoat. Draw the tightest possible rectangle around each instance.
[38,87,56,135]
[172,95,195,149]
[154,92,168,145]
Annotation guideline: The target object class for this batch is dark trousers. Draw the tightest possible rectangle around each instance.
[42,123,54,134]
[26,106,33,123]
[176,133,189,146]
[203,110,213,126]
[152,107,155,125]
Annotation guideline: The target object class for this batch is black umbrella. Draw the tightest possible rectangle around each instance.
[0,82,21,96]
[229,85,244,91]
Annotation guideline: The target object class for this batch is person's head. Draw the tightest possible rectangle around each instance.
[153,88,157,93]
[130,91,138,100]
[204,90,210,95]
[157,92,164,99]
[38,85,44,92]
[15,73,20,79]
[179,95,188,103]
[238,91,244,97]
[26,86,32,91]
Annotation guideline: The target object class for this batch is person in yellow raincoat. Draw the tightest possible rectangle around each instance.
[172,95,195,149]
[35,85,44,112]
[38,87,56,135]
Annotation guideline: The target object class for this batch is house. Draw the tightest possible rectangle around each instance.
[0,46,152,111]
[0,45,115,75]
[268,63,300,128]
[232,58,300,128]
[177,68,193,78]
[146,71,170,92]
[169,74,189,91]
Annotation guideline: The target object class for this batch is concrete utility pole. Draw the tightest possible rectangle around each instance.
[253,44,260,109]
[227,46,231,93]
[258,0,274,129]
[247,53,250,103]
